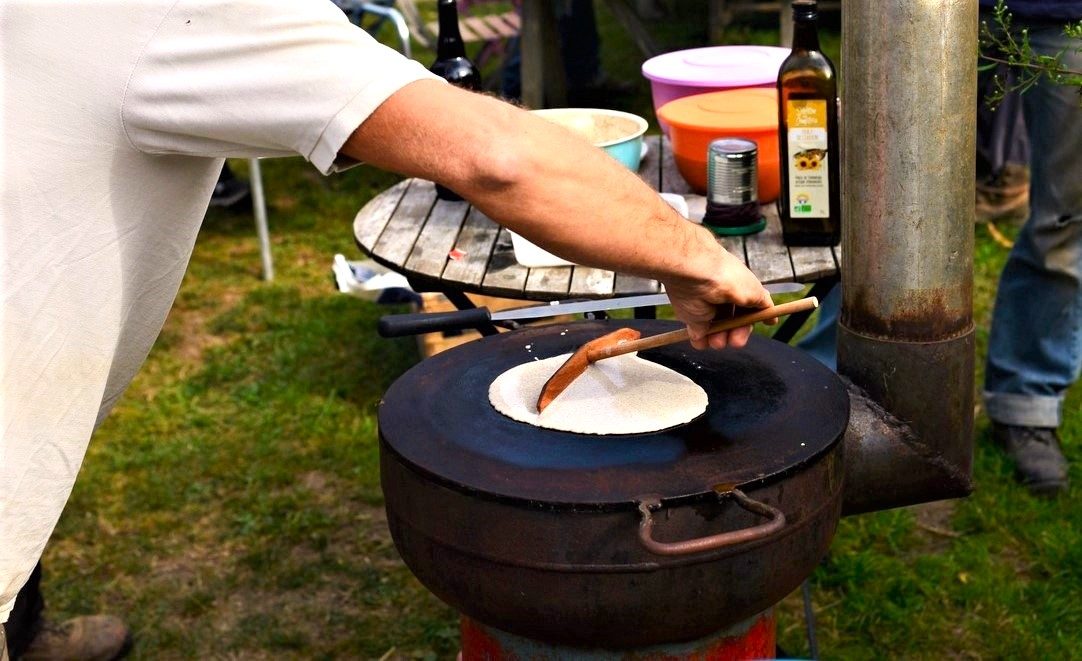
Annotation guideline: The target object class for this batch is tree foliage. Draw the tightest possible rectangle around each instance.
[979,0,1082,107]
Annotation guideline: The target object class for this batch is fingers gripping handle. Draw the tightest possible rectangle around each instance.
[588,296,820,361]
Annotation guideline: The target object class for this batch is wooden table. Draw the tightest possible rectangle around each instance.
[353,135,838,338]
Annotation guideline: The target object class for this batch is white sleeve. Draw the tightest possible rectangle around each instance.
[121,0,440,174]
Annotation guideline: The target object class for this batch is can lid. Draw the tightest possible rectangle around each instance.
[710,137,758,156]
[657,88,778,132]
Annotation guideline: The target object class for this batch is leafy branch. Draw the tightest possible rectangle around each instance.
[978,0,1082,108]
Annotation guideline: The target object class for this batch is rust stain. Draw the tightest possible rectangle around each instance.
[842,287,972,341]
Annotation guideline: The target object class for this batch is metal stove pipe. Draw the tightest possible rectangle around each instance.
[838,0,977,515]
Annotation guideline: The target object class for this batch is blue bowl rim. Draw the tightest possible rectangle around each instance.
[530,108,649,148]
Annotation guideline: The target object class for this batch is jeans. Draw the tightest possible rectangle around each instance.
[984,23,1082,428]
[500,0,602,99]
[976,58,1029,179]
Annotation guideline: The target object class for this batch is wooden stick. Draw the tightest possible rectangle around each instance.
[587,297,820,362]
[536,296,819,412]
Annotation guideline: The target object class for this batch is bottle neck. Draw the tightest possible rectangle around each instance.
[791,19,820,51]
[437,0,467,60]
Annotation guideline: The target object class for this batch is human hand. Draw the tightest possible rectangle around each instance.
[665,245,775,350]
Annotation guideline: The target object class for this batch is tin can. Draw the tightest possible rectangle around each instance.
[704,138,765,235]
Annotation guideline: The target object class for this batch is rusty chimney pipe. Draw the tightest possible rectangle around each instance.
[838,0,977,514]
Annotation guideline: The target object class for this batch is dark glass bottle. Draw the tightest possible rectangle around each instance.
[777,0,840,246]
[430,0,482,201]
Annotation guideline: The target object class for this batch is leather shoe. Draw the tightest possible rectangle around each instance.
[20,616,131,661]
[992,423,1069,495]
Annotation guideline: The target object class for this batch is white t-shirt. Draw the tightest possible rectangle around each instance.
[0,0,437,619]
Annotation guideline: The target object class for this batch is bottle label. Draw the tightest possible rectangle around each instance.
[786,100,830,219]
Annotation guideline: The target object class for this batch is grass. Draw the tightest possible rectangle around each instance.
[38,2,1079,659]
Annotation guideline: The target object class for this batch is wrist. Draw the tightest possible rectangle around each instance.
[662,224,731,294]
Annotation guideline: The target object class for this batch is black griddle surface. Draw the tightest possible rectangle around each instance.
[379,320,849,506]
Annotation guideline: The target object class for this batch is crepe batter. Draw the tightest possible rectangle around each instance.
[489,352,709,435]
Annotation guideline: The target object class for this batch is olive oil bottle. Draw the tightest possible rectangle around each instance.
[777,0,840,246]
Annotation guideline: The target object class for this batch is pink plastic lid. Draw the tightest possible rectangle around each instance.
[642,46,790,87]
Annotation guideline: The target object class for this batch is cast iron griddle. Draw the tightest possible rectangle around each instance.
[379,320,849,507]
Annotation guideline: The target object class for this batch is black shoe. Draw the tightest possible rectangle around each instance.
[209,177,251,210]
[991,423,1069,496]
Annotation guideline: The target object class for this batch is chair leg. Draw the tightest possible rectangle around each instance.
[389,0,435,50]
[248,158,274,282]
[359,2,413,58]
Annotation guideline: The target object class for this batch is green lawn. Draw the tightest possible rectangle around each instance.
[39,3,1080,659]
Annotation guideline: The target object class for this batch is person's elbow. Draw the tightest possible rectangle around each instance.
[454,105,528,198]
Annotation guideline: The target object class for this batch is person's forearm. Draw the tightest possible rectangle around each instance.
[342,81,733,292]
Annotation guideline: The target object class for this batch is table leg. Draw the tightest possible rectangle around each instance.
[521,0,566,108]
[771,278,837,344]
[779,0,793,47]
[249,158,274,282]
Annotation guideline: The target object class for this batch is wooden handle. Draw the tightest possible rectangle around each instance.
[587,297,819,362]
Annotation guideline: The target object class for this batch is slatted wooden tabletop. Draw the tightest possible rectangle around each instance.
[353,136,840,301]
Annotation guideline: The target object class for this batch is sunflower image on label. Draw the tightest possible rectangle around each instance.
[786,99,830,218]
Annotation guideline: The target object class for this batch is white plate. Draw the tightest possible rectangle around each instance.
[510,193,691,268]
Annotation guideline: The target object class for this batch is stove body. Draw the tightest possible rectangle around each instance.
[380,324,847,649]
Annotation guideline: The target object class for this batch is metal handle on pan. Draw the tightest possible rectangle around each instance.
[636,488,786,556]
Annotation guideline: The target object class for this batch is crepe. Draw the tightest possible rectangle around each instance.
[489,351,708,435]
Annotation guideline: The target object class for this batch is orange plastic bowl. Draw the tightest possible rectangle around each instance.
[657,88,779,201]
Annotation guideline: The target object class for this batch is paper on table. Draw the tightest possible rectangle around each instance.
[332,254,412,299]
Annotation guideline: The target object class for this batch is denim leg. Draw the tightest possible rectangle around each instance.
[976,61,1029,179]
[797,285,840,371]
[501,1,601,99]
[983,24,1082,428]
[500,36,522,100]
[554,0,601,89]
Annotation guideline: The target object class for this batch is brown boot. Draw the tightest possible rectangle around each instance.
[20,616,130,661]
[976,164,1030,224]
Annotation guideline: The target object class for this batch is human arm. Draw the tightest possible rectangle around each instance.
[118,0,769,347]
[341,81,773,348]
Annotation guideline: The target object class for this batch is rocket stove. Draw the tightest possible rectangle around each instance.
[376,0,978,657]
[380,324,847,652]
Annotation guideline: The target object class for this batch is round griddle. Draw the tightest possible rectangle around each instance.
[379,320,849,507]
